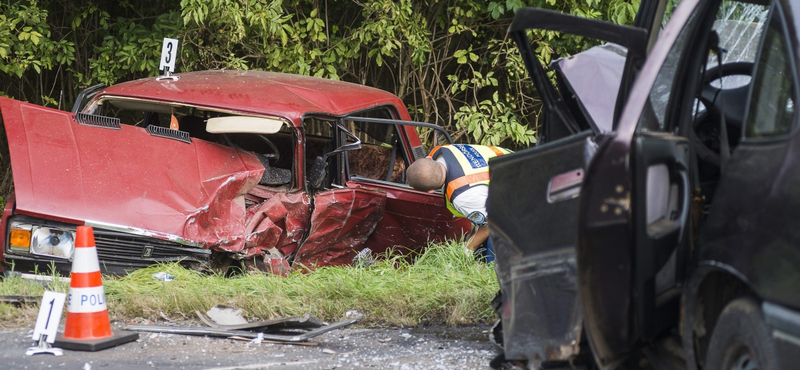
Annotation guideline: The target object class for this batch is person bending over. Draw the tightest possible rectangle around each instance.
[406,144,512,256]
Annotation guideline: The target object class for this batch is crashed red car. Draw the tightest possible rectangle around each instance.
[0,70,469,275]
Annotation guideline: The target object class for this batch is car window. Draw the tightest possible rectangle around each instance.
[639,0,769,133]
[638,6,701,132]
[744,6,796,139]
[344,115,408,184]
[705,2,769,90]
[711,3,768,65]
[303,107,409,187]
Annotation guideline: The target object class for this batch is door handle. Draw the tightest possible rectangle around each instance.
[547,169,584,203]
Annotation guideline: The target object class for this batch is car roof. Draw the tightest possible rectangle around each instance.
[95,70,408,126]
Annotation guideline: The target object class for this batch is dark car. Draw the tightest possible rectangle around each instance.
[1,70,470,276]
[488,0,798,369]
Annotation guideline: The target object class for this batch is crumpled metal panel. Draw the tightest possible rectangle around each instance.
[293,188,386,268]
[345,181,471,257]
[241,190,311,258]
[1,98,264,252]
[182,171,261,253]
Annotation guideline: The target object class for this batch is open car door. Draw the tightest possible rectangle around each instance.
[575,0,769,367]
[486,0,669,365]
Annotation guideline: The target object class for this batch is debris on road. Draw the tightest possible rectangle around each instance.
[203,305,247,326]
[195,309,327,331]
[125,312,364,343]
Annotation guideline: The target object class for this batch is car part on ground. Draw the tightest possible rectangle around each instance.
[125,312,364,343]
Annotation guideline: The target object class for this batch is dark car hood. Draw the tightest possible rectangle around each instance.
[1,97,265,251]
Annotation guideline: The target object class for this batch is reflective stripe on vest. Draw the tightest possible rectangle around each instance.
[429,145,511,217]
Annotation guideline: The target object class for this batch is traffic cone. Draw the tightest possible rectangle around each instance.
[54,226,138,351]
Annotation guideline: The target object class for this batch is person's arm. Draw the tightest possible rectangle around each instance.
[466,225,489,252]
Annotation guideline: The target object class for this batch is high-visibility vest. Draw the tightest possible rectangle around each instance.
[429,144,512,218]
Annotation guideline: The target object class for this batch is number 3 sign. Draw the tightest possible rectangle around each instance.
[159,38,179,73]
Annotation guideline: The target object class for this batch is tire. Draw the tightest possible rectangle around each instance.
[705,297,780,370]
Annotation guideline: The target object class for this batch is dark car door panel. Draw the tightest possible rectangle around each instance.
[488,130,596,361]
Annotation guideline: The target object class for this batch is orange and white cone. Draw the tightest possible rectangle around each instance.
[54,226,138,351]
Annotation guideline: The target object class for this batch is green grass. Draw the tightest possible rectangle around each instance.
[0,240,499,328]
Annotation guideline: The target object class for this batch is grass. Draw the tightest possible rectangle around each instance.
[0,240,499,329]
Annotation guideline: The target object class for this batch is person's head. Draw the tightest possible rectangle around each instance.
[406,158,445,191]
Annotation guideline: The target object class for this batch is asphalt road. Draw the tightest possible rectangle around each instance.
[0,323,497,370]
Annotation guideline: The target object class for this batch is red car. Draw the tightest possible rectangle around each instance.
[1,70,470,275]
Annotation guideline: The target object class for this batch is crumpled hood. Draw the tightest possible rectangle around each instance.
[0,97,264,251]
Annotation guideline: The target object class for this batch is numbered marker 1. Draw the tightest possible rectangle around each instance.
[32,291,66,343]
[159,38,179,73]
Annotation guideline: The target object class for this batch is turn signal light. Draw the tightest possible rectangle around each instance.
[9,229,31,249]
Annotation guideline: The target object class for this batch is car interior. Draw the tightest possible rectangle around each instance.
[84,99,298,188]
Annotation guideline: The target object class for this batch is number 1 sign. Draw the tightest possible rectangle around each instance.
[33,291,66,343]
[27,291,66,356]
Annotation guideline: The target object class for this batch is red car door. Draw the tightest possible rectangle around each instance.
[342,117,471,257]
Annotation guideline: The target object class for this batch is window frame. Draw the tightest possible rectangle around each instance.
[740,1,800,144]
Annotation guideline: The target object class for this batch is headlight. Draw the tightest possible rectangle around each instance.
[30,227,75,259]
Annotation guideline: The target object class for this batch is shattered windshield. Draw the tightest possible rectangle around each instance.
[707,2,769,86]
[645,0,769,130]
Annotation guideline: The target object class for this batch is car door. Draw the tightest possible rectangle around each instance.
[298,114,471,265]
[342,117,472,256]
[486,0,667,363]
[575,0,762,367]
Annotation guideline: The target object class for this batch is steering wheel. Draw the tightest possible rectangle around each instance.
[257,134,280,164]
[222,133,280,165]
[699,62,754,127]
[693,62,754,165]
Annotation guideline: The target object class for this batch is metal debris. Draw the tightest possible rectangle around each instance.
[195,310,326,331]
[125,312,363,343]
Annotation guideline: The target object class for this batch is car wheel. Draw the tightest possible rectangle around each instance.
[705,297,780,370]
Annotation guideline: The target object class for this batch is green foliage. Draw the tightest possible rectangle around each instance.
[0,0,640,149]
[0,1,75,79]
[90,12,182,85]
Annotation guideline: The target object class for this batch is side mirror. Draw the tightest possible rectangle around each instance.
[327,124,362,156]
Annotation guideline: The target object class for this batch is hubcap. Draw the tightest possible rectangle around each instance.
[722,341,758,370]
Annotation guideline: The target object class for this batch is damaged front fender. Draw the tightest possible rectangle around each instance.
[0,98,266,253]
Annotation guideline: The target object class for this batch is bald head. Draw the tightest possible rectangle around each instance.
[406,158,445,191]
